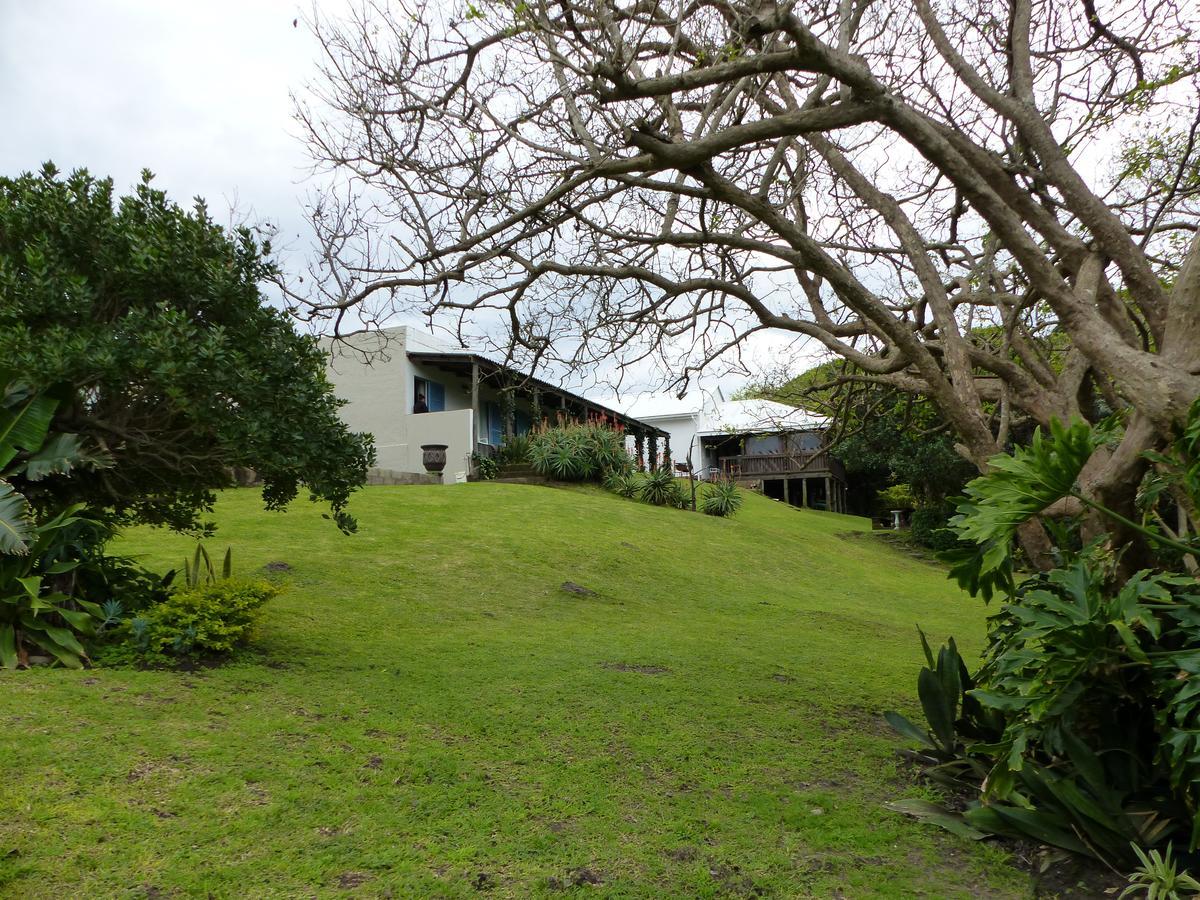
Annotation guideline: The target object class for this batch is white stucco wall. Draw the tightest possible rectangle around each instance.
[403,408,475,481]
[322,326,542,477]
[323,329,415,471]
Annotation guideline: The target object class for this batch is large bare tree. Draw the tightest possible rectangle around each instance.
[292,0,1200,565]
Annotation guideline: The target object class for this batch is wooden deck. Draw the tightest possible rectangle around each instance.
[717,451,846,482]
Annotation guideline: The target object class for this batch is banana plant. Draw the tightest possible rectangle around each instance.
[0,374,113,666]
[0,503,103,668]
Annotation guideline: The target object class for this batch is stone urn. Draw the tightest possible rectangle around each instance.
[420,444,449,475]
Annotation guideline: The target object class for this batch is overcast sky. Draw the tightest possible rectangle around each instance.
[0,0,812,400]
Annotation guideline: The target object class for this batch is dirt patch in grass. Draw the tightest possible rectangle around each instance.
[600,662,671,675]
[560,581,597,597]
[335,872,370,889]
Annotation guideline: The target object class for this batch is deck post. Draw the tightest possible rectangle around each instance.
[783,478,791,505]
[801,478,808,508]
[824,476,831,511]
[470,361,480,450]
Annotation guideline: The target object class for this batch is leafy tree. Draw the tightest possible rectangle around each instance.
[0,165,374,534]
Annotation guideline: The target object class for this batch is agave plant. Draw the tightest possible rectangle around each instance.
[605,471,641,499]
[701,480,743,517]
[639,468,681,506]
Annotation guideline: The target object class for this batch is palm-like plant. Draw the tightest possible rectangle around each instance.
[639,468,680,506]
[701,480,743,517]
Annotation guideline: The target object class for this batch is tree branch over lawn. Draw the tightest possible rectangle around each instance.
[292,0,1200,564]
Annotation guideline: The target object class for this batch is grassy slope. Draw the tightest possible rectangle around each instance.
[0,485,1028,898]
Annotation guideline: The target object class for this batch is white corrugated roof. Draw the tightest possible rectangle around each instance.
[614,393,827,435]
[698,398,827,434]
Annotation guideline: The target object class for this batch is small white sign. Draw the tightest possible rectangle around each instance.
[454,471,468,484]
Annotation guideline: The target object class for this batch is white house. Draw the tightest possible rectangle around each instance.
[618,390,849,512]
[322,326,667,482]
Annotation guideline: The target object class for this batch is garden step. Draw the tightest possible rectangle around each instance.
[497,465,538,476]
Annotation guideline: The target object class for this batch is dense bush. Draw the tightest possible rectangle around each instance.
[909,503,961,551]
[527,422,630,481]
[497,434,532,465]
[604,470,642,499]
[888,415,1200,867]
[0,165,373,534]
[701,480,743,518]
[121,579,279,662]
[472,454,499,480]
[638,468,683,506]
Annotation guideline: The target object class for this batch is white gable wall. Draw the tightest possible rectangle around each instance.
[324,329,415,472]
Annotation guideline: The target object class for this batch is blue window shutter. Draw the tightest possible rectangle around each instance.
[429,381,446,412]
[485,402,502,445]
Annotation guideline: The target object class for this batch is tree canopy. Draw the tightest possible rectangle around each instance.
[0,165,374,534]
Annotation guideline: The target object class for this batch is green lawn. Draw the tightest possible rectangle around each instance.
[0,485,1030,898]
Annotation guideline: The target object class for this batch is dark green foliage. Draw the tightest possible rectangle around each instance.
[0,374,111,554]
[604,470,641,499]
[909,504,962,552]
[121,579,278,662]
[0,165,374,534]
[889,412,1200,866]
[944,417,1108,602]
[497,434,531,465]
[638,467,681,506]
[472,454,499,480]
[701,480,744,517]
[527,422,630,481]
[0,375,127,667]
[0,503,110,668]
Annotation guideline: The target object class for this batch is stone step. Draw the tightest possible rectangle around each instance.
[498,464,538,476]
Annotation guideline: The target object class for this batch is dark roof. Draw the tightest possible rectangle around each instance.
[407,351,669,437]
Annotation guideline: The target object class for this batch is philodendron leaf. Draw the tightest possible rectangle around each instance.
[918,667,956,751]
[884,711,936,749]
[884,799,988,840]
[0,480,34,555]
[0,624,16,669]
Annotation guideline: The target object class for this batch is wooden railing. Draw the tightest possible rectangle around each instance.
[717,451,845,481]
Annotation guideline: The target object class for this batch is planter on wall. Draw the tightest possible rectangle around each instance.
[420,444,449,474]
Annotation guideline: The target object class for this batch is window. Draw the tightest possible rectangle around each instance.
[413,377,445,413]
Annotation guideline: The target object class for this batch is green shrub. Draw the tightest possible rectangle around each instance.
[125,579,278,660]
[472,454,499,480]
[886,415,1200,866]
[701,480,743,517]
[909,503,960,551]
[527,423,630,482]
[497,434,531,465]
[877,482,916,510]
[604,471,641,499]
[639,468,681,506]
